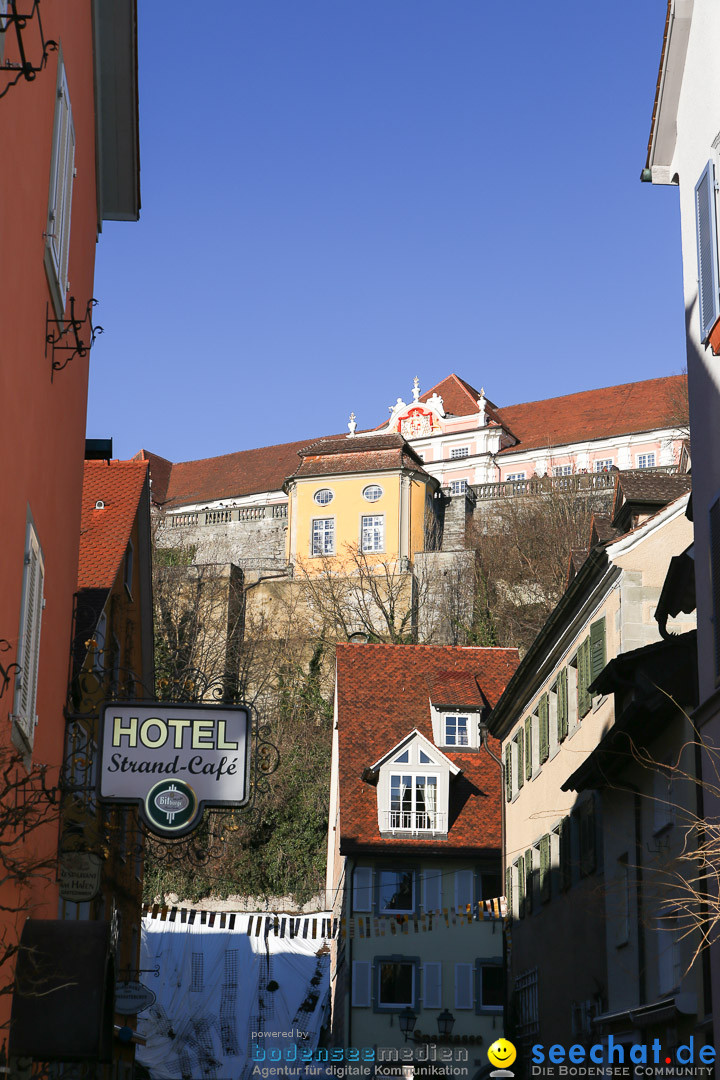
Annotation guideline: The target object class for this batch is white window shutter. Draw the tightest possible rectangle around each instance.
[695,159,720,342]
[423,962,442,1009]
[351,961,372,1007]
[14,524,44,750]
[353,866,373,912]
[454,963,473,1009]
[455,869,473,913]
[422,868,442,913]
[46,60,75,308]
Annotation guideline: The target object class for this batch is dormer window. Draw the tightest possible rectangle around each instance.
[444,714,469,746]
[371,730,459,838]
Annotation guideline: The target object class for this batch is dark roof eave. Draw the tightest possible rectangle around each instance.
[486,546,611,739]
[339,839,501,859]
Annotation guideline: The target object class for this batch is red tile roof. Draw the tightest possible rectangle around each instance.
[495,375,687,455]
[289,433,429,482]
[335,643,519,855]
[78,460,149,589]
[141,374,687,508]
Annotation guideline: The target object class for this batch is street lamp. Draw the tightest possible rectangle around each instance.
[437,1009,455,1037]
[398,1007,417,1042]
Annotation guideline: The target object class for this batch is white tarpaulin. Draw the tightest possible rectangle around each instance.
[137,910,332,1080]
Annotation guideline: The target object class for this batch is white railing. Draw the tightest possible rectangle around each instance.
[384,810,447,833]
[164,503,289,527]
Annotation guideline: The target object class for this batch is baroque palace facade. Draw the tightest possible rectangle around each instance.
[139,372,688,581]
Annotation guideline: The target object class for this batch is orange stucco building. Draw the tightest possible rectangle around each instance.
[0,0,140,1061]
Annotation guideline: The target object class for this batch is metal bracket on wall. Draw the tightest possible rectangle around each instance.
[0,639,19,703]
[46,297,103,377]
[0,1,57,99]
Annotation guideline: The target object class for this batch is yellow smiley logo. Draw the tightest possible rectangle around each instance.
[488,1039,517,1069]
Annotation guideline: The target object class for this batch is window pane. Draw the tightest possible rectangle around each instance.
[379,962,414,1006]
[482,966,504,1008]
[361,514,384,552]
[379,870,414,912]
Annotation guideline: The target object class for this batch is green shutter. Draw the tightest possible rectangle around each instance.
[590,617,607,683]
[517,855,525,918]
[557,668,568,740]
[524,717,532,779]
[578,638,591,718]
[516,736,524,789]
[505,745,512,802]
[580,798,597,876]
[525,849,533,914]
[539,694,549,763]
[505,867,513,919]
[540,834,551,902]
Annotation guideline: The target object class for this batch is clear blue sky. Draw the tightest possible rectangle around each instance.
[87,1,684,464]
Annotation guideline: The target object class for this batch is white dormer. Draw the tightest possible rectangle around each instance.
[430,704,483,749]
[370,730,460,838]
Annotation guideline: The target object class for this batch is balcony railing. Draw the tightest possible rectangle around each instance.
[161,503,289,528]
[384,810,447,833]
[473,465,679,502]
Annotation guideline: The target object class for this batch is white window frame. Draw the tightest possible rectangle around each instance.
[45,54,75,317]
[388,773,440,833]
[636,452,656,469]
[477,962,504,1012]
[505,472,526,482]
[378,959,416,1009]
[594,458,614,472]
[313,488,334,506]
[311,517,335,556]
[362,484,383,503]
[449,479,468,495]
[450,447,469,460]
[553,465,573,476]
[13,520,45,752]
[361,514,384,553]
[443,713,470,747]
[378,869,416,915]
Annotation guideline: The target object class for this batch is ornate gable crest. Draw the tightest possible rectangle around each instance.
[386,377,445,437]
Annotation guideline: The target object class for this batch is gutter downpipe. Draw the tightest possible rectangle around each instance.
[626,784,647,1007]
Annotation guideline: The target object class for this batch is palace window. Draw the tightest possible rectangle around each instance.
[449,479,468,495]
[361,514,384,553]
[636,453,656,469]
[505,472,525,482]
[553,465,573,476]
[451,447,469,459]
[362,484,383,502]
[313,488,334,506]
[311,517,335,555]
[594,458,613,472]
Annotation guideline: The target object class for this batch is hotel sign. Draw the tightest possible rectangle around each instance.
[99,703,250,838]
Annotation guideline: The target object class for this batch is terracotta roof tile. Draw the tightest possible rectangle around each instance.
[290,435,428,481]
[78,461,149,589]
[336,643,519,855]
[495,375,687,455]
[134,449,172,504]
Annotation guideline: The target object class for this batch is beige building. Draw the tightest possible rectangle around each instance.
[486,479,696,1052]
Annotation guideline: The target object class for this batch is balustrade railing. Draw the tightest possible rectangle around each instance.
[384,810,446,833]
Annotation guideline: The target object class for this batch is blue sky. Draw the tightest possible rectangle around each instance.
[87,1,684,463]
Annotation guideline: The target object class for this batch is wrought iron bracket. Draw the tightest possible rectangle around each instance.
[0,1,57,99]
[0,639,19,703]
[46,297,103,377]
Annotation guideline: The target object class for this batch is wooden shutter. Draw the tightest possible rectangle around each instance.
[14,524,44,750]
[524,716,532,778]
[455,869,474,913]
[525,849,533,914]
[353,866,373,912]
[46,60,75,307]
[557,668,568,740]
[423,962,442,1009]
[454,963,473,1009]
[539,694,549,763]
[580,799,597,876]
[422,868,442,913]
[711,497,720,681]
[351,961,372,1007]
[589,618,606,683]
[695,159,720,342]
[578,639,592,718]
[516,855,525,919]
[540,834,551,902]
[505,745,512,801]
[516,735,524,789]
[505,867,512,921]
